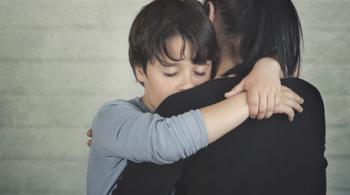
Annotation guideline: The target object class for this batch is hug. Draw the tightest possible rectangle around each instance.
[87,0,327,194]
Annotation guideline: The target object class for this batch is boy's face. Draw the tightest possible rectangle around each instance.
[135,35,212,112]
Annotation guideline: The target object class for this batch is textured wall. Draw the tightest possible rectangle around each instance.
[294,0,350,194]
[0,0,349,195]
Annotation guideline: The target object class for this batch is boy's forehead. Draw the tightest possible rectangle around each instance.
[164,35,194,62]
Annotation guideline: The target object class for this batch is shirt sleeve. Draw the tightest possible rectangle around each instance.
[91,100,209,164]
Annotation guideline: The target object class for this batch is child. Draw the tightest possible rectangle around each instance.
[87,0,303,194]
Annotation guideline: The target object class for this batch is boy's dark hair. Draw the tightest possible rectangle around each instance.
[205,0,303,78]
[129,0,219,82]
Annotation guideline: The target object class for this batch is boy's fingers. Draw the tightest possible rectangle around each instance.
[225,80,245,98]
[287,107,295,122]
[274,91,281,112]
[265,91,275,118]
[281,85,290,91]
[296,94,304,104]
[257,90,267,120]
[279,104,295,122]
[248,89,259,118]
[290,93,303,104]
[281,89,304,113]
[282,86,304,104]
[284,97,303,113]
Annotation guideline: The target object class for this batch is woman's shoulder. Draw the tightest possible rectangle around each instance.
[282,78,323,98]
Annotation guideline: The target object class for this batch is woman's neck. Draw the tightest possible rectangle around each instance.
[215,45,243,78]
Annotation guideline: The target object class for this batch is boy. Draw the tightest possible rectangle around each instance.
[87,0,302,194]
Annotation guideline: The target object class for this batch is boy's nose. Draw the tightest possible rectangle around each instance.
[178,76,194,91]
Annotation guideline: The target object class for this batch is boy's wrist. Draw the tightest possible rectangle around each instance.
[255,57,282,78]
[230,92,248,109]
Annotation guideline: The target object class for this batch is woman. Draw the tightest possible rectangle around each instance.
[93,0,327,194]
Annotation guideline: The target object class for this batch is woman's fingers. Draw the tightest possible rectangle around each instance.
[87,139,92,147]
[86,129,93,146]
[87,128,93,137]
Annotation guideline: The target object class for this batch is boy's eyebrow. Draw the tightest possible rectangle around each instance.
[161,62,179,67]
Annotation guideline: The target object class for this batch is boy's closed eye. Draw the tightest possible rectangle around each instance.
[193,64,211,77]
[194,71,207,76]
[164,72,178,77]
[163,70,208,77]
[162,64,178,77]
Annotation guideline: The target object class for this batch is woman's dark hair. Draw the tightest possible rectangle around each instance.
[129,0,219,80]
[205,0,303,77]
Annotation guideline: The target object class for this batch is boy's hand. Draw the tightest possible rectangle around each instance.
[276,86,304,121]
[86,128,93,146]
[225,57,282,119]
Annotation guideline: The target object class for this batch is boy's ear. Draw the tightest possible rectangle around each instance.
[135,66,146,83]
[207,1,216,23]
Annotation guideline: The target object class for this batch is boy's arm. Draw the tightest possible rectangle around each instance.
[200,93,249,143]
[225,57,296,120]
[92,95,250,165]
[92,87,301,165]
[200,86,303,143]
[92,101,208,164]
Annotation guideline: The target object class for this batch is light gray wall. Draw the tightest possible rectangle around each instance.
[0,0,348,194]
[295,0,350,194]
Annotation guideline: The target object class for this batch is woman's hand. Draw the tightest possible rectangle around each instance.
[225,57,285,119]
[86,128,93,146]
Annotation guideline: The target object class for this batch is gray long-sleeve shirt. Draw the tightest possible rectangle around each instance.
[87,97,209,195]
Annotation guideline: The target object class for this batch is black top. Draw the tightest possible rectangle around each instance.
[113,77,327,195]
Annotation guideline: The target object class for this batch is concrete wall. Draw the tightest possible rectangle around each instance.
[295,1,350,194]
[0,0,349,194]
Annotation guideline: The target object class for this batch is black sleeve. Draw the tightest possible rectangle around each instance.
[113,77,327,195]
